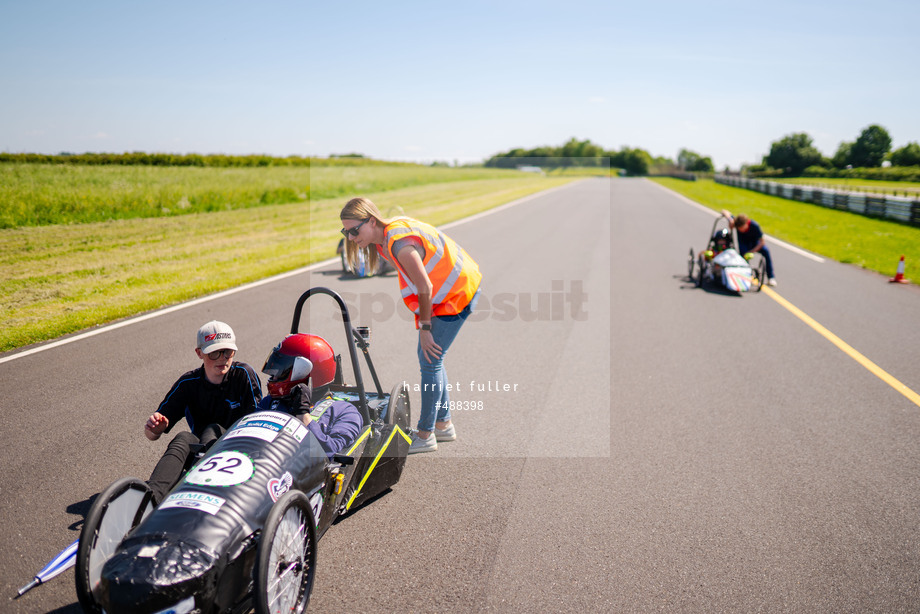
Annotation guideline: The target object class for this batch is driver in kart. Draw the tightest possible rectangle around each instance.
[144,321,263,504]
[259,333,363,457]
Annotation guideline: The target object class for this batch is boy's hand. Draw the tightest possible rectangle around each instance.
[144,412,169,440]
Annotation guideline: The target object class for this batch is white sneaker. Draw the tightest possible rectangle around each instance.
[434,423,456,442]
[408,431,438,454]
[767,278,777,287]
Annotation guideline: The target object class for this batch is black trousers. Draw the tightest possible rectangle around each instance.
[146,424,225,505]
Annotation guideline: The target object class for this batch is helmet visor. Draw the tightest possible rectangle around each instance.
[262,351,313,383]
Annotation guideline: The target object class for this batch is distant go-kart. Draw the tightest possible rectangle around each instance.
[336,206,403,278]
[75,287,411,614]
[336,237,394,278]
[688,216,766,294]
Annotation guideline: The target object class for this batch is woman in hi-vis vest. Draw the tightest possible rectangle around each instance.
[340,197,482,454]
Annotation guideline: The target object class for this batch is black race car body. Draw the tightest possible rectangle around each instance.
[77,288,411,614]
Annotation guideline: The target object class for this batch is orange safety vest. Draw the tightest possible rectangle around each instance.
[376,218,481,322]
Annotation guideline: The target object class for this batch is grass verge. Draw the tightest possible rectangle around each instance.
[651,177,920,280]
[0,175,578,352]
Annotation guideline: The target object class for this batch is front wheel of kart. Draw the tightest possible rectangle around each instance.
[255,490,317,614]
[756,256,767,292]
[76,478,155,614]
[695,257,705,288]
[386,381,411,430]
[687,248,696,280]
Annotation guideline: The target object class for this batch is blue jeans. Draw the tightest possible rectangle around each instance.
[417,289,480,432]
[741,242,775,279]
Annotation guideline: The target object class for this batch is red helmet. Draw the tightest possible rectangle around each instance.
[262,334,336,398]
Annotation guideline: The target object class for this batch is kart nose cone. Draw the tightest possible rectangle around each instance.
[99,538,219,613]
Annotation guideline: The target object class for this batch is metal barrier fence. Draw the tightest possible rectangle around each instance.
[714,175,920,227]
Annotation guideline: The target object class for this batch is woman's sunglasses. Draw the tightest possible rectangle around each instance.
[341,217,371,238]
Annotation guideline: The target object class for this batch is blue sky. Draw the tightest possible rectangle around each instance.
[1,0,917,169]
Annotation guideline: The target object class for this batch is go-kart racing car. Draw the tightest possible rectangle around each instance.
[75,287,412,614]
[688,216,766,294]
[336,237,394,278]
[335,206,403,278]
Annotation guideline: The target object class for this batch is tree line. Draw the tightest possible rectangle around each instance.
[483,138,713,176]
[749,124,920,180]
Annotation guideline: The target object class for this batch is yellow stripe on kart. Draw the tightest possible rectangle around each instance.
[345,426,372,456]
[345,425,411,511]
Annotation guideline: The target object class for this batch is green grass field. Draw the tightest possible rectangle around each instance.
[0,167,578,352]
[0,163,543,228]
[652,177,920,279]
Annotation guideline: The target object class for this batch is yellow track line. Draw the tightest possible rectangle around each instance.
[762,286,920,407]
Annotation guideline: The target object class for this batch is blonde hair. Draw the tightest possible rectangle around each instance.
[340,197,391,272]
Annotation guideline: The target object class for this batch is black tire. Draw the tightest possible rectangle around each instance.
[756,256,767,292]
[386,381,411,430]
[687,248,695,280]
[75,478,154,614]
[696,257,705,288]
[338,239,353,274]
[255,490,317,614]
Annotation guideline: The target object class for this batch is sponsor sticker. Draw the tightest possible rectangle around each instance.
[283,418,309,442]
[292,422,308,442]
[159,491,226,515]
[152,595,195,614]
[267,472,293,502]
[185,451,254,487]
[225,411,290,443]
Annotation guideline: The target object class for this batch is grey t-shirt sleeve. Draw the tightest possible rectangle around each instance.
[391,235,425,262]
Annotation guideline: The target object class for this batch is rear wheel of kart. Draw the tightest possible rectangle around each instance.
[696,257,705,288]
[76,478,155,614]
[386,381,411,430]
[687,248,695,280]
[256,490,317,614]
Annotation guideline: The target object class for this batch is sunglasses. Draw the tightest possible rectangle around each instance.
[206,348,235,360]
[341,217,371,238]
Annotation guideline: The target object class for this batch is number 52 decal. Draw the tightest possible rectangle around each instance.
[185,451,255,487]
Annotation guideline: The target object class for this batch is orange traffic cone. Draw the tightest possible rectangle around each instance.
[889,255,909,284]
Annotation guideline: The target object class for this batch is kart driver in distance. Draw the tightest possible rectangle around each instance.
[259,333,362,457]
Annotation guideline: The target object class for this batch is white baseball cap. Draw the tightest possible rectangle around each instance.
[196,321,238,354]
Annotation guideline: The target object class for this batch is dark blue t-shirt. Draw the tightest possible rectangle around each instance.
[737,220,763,253]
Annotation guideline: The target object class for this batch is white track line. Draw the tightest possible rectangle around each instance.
[647,179,825,263]
[0,180,584,364]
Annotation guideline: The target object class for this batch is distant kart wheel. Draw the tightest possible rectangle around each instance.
[76,478,155,614]
[338,239,354,274]
[687,248,695,280]
[695,257,705,288]
[255,490,317,614]
[386,381,411,430]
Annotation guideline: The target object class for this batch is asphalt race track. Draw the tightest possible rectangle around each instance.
[3,178,920,613]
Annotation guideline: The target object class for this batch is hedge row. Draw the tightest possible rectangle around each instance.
[0,152,410,168]
[800,165,920,182]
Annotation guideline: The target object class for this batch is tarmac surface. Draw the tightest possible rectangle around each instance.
[2,178,920,613]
